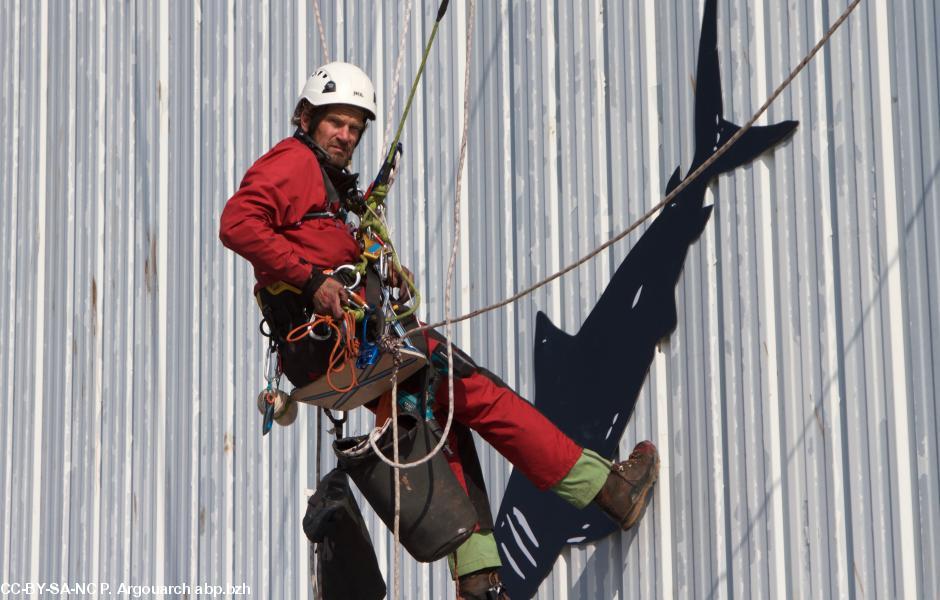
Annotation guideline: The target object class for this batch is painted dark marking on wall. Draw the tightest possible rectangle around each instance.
[494,0,798,596]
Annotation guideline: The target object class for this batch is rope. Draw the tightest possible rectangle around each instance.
[311,0,330,62]
[406,0,863,337]
[365,0,476,473]
[286,313,360,392]
[389,344,403,599]
[381,0,449,167]
[381,0,416,155]
[313,408,323,600]
[440,0,476,487]
[364,3,474,593]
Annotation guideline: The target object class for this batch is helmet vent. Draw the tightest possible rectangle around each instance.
[300,62,377,121]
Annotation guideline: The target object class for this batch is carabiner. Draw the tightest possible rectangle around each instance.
[264,346,279,384]
[330,264,362,290]
[307,319,332,341]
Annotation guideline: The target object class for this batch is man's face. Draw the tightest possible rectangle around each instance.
[310,105,367,168]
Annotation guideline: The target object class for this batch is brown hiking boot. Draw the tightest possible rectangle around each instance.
[457,568,510,599]
[592,440,660,530]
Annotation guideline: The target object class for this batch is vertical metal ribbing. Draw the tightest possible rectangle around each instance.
[28,0,49,583]
[455,0,472,351]
[810,3,855,597]
[591,0,611,299]
[0,2,935,599]
[91,0,106,590]
[121,1,136,587]
[499,0,516,401]
[542,1,562,328]
[261,0,272,593]
[411,1,427,351]
[873,0,918,597]
[1,0,20,584]
[223,0,238,594]
[155,0,170,593]
[294,2,311,598]
[750,0,788,597]
[297,0,307,87]
[811,1,850,597]
[189,0,203,591]
[643,1,673,598]
[59,0,78,583]
[701,6,729,582]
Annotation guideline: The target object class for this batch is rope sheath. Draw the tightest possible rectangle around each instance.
[311,0,329,62]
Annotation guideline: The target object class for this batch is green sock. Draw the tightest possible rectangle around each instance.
[448,531,502,577]
[551,448,612,509]
[447,449,611,578]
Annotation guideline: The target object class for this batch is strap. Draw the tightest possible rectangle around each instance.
[302,210,337,220]
[293,128,360,214]
[319,167,343,212]
[365,265,386,338]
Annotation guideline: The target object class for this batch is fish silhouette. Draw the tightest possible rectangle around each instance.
[493,0,798,596]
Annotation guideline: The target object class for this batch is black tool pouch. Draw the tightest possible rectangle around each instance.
[333,413,478,562]
[258,287,335,388]
[303,468,386,600]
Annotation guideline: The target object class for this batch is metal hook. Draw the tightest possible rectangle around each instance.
[307,319,332,341]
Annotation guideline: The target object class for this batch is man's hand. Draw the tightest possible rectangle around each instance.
[312,277,348,319]
[388,266,413,302]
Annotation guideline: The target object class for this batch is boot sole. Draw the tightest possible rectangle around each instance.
[622,453,660,529]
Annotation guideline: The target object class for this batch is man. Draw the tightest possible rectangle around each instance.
[220,62,659,599]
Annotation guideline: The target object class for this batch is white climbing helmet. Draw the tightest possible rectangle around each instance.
[300,62,377,121]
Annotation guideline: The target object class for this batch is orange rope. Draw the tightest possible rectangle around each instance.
[286,312,361,393]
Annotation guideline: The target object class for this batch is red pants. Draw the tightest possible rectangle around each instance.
[424,334,582,493]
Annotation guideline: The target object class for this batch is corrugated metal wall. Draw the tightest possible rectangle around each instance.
[1,1,937,598]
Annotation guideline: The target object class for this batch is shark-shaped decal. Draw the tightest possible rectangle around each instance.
[493,1,798,596]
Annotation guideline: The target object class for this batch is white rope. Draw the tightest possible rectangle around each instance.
[312,0,330,62]
[367,0,476,473]
[363,0,416,266]
[381,0,416,155]
[366,2,475,595]
[441,0,476,482]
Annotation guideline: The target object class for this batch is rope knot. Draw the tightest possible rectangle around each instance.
[378,334,405,368]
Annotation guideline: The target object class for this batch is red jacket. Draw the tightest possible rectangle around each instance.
[219,137,361,291]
